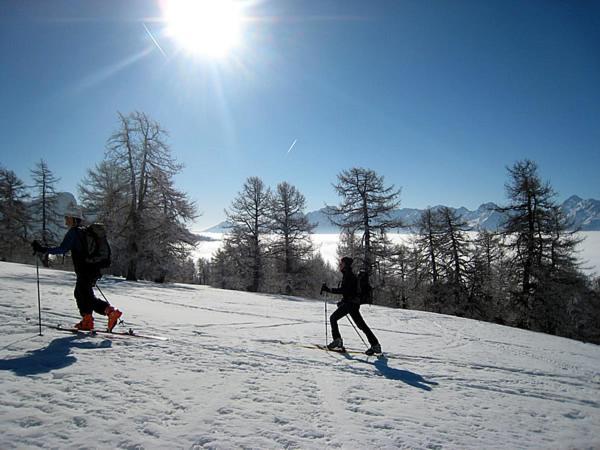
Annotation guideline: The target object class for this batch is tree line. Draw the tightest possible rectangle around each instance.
[1,111,599,343]
[201,177,332,298]
[1,111,198,283]
[1,159,64,266]
[201,165,600,344]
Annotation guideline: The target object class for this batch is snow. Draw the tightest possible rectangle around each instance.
[1,261,599,449]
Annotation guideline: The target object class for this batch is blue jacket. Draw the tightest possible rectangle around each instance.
[47,227,88,273]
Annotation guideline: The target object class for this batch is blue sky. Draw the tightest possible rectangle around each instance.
[1,0,599,229]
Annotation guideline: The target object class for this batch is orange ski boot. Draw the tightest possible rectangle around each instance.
[74,314,94,331]
[105,306,123,332]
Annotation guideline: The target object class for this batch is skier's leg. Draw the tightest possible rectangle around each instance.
[88,271,122,331]
[79,270,108,315]
[330,303,350,340]
[91,287,110,315]
[73,274,95,330]
[74,275,93,317]
[349,307,379,347]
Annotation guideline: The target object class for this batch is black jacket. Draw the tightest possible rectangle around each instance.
[330,268,359,305]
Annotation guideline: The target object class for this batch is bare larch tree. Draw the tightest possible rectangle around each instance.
[225,176,271,292]
[326,167,402,272]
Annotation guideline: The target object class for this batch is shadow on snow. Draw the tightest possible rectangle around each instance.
[343,354,439,391]
[0,335,112,376]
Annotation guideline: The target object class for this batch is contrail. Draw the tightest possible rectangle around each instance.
[287,139,298,154]
[143,22,167,58]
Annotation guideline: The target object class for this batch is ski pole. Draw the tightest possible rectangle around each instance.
[324,292,328,346]
[346,315,368,348]
[321,284,328,346]
[95,283,109,303]
[35,255,42,336]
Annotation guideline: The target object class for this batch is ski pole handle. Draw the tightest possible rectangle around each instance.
[320,282,329,295]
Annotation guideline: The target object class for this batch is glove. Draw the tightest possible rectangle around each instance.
[320,283,330,294]
[31,240,48,254]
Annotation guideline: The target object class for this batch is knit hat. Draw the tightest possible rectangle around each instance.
[340,256,354,266]
[64,204,84,219]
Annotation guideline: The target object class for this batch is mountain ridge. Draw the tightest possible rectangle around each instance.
[205,196,600,233]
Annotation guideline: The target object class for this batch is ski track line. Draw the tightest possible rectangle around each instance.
[432,331,598,406]
[435,318,598,382]
[108,291,320,326]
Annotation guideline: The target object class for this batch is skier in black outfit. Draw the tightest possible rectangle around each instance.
[321,256,381,355]
[32,207,122,331]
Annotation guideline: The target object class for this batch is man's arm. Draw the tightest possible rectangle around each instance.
[46,228,80,255]
[330,284,343,295]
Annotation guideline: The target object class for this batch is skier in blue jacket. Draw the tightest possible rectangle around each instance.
[32,207,122,331]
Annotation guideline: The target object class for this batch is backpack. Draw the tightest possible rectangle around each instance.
[83,223,111,269]
[356,269,373,305]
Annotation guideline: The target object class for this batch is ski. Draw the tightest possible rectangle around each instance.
[305,343,384,356]
[314,343,349,353]
[298,343,365,355]
[264,340,374,355]
[47,324,168,341]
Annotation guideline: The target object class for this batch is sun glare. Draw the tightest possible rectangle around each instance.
[163,0,244,58]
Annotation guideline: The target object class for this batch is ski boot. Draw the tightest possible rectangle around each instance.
[365,344,382,356]
[105,306,123,332]
[327,338,345,352]
[74,314,94,331]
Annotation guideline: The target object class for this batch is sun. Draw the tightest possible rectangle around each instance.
[162,0,244,58]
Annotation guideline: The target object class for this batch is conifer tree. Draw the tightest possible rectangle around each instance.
[326,167,402,273]
[414,208,443,285]
[469,229,505,320]
[498,159,582,329]
[0,166,30,260]
[83,111,197,281]
[336,227,360,262]
[30,159,61,266]
[268,182,316,294]
[388,243,411,308]
[224,176,271,292]
[433,207,472,314]
[437,206,470,287]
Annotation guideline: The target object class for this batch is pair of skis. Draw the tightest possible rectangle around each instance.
[46,324,168,341]
[297,343,383,356]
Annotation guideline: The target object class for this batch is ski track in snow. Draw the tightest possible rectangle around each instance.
[1,261,599,449]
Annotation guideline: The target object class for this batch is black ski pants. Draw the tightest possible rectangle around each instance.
[74,270,109,316]
[330,302,379,346]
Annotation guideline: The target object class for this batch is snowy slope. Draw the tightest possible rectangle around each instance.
[1,261,599,449]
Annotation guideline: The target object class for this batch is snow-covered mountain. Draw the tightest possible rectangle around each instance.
[1,261,599,448]
[562,195,600,231]
[28,191,78,218]
[304,203,507,233]
[205,196,600,233]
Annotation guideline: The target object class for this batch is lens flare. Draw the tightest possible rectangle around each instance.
[163,0,244,58]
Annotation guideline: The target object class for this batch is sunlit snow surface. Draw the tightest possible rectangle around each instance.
[1,261,599,449]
